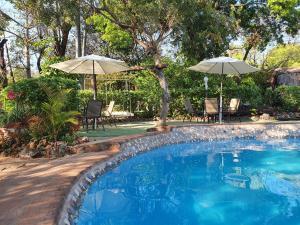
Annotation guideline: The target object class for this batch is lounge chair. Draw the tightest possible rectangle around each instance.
[103,101,117,126]
[183,98,202,122]
[204,98,219,123]
[103,101,135,123]
[226,98,241,122]
[82,100,105,131]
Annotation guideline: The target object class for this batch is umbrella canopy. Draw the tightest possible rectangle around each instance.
[188,56,259,123]
[188,57,259,75]
[50,54,131,99]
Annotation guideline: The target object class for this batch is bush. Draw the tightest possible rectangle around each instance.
[78,90,94,112]
[274,86,300,111]
[0,76,80,114]
[0,77,80,153]
[237,77,263,108]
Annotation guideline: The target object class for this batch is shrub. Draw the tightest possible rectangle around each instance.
[238,77,263,108]
[0,77,80,153]
[274,86,300,111]
[78,90,94,112]
[0,76,80,114]
[40,88,79,142]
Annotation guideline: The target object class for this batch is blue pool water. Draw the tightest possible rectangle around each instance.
[75,138,300,225]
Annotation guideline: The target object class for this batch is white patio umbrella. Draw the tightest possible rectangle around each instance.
[188,57,259,123]
[50,54,131,99]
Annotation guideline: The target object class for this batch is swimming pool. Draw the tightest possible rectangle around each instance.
[74,138,300,225]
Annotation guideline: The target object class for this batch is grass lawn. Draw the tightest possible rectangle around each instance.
[76,118,254,140]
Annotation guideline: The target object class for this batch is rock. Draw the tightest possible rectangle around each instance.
[19,149,31,159]
[27,141,37,150]
[30,149,44,158]
[76,137,89,144]
[260,113,271,121]
[81,137,89,143]
[44,144,53,158]
[68,146,77,154]
[276,112,291,120]
[40,139,48,146]
[250,116,259,121]
[58,143,68,157]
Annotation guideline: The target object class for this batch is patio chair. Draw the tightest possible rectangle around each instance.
[104,101,135,123]
[226,98,241,122]
[103,101,117,126]
[82,100,105,131]
[204,98,219,123]
[183,98,201,122]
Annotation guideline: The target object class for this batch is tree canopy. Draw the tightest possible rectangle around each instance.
[264,44,300,69]
[0,0,299,125]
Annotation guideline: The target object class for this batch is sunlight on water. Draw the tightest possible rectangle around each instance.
[75,138,300,225]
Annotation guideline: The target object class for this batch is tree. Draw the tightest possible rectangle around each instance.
[0,39,8,88]
[0,7,33,78]
[8,0,78,58]
[233,0,300,61]
[268,0,300,35]
[264,44,300,69]
[86,14,146,63]
[90,0,185,126]
[177,0,236,62]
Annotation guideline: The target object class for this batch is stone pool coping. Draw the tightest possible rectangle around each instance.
[0,123,299,225]
[58,123,300,225]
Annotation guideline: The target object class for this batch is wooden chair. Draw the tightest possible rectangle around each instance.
[82,100,105,131]
[204,98,219,123]
[226,98,241,122]
[103,101,117,126]
[183,98,202,122]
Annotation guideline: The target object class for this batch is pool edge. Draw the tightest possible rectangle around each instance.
[57,123,300,225]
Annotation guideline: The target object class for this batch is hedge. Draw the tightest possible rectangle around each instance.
[0,76,80,113]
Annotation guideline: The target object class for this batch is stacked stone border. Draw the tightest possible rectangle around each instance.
[57,123,300,225]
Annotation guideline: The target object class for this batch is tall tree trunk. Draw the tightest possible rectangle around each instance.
[24,14,31,78]
[75,1,82,58]
[37,48,45,73]
[243,45,252,61]
[24,43,31,78]
[153,54,170,126]
[53,25,71,57]
[36,25,46,73]
[82,24,87,56]
[5,41,15,83]
[0,39,8,88]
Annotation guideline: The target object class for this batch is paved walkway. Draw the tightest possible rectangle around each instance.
[0,149,120,225]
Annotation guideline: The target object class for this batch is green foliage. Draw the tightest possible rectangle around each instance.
[41,88,79,142]
[274,86,300,111]
[41,56,81,80]
[268,0,300,35]
[238,77,263,108]
[132,70,161,116]
[230,0,300,61]
[178,1,236,61]
[90,59,263,118]
[90,71,161,118]
[0,103,30,126]
[264,44,300,69]
[87,14,133,53]
[0,76,79,114]
[78,90,94,112]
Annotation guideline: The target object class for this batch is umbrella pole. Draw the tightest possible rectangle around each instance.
[219,81,223,123]
[219,63,224,123]
[92,60,97,100]
[92,60,97,129]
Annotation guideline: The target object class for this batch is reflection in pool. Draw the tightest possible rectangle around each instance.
[75,138,300,225]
